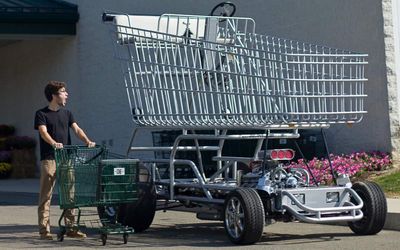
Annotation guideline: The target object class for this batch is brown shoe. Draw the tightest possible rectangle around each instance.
[66,230,87,238]
[39,233,54,240]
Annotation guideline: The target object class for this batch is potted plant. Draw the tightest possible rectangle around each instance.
[0,150,11,163]
[0,124,15,138]
[0,162,12,179]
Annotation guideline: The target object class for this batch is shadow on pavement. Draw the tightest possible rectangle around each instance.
[0,221,374,248]
[0,223,228,248]
[0,192,57,206]
[258,231,356,245]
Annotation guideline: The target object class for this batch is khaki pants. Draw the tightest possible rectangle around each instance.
[38,160,74,235]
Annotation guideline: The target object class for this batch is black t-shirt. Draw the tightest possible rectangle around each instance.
[34,107,76,160]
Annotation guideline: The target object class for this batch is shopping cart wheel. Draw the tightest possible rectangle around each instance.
[97,205,122,225]
[123,233,129,244]
[210,2,236,18]
[57,229,66,242]
[101,234,107,246]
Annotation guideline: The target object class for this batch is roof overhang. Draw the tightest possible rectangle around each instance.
[0,0,79,36]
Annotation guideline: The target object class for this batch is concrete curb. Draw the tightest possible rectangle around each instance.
[385,213,400,231]
[385,198,400,231]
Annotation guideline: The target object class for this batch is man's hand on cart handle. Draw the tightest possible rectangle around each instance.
[52,142,63,149]
[86,141,96,148]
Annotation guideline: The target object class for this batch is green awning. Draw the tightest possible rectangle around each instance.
[0,0,79,35]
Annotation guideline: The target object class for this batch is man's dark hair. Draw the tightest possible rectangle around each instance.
[44,81,66,102]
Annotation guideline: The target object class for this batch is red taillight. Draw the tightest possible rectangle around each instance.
[271,150,278,159]
[269,149,295,161]
[285,150,294,159]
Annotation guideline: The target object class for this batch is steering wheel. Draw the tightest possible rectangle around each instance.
[210,2,236,17]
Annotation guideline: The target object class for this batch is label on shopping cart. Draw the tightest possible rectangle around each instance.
[113,167,125,176]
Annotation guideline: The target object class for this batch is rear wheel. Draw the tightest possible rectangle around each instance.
[223,188,265,244]
[98,163,156,232]
[120,165,156,232]
[348,181,387,235]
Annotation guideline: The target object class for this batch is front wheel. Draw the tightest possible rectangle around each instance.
[223,188,265,245]
[348,181,387,235]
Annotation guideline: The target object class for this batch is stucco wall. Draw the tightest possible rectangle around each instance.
[0,0,391,159]
[383,0,400,164]
[236,0,390,153]
[0,38,79,164]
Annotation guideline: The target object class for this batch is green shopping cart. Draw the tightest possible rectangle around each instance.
[55,145,139,245]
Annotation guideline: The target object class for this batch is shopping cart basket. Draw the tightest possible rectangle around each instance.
[104,13,367,129]
[55,146,139,245]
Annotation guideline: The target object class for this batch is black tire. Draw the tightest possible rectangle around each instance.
[119,165,156,232]
[348,181,387,235]
[223,188,265,245]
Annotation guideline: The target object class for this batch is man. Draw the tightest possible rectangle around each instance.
[34,81,96,240]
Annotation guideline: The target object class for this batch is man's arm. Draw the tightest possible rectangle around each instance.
[38,125,64,148]
[71,123,96,147]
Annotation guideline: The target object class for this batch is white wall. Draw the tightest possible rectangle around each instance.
[0,0,391,160]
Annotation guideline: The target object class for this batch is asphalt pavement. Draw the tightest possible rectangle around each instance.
[0,178,399,249]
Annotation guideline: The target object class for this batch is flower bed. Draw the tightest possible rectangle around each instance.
[286,151,392,185]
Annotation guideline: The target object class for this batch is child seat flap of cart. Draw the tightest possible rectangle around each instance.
[102,2,385,245]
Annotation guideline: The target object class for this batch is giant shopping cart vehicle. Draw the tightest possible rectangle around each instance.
[103,2,386,245]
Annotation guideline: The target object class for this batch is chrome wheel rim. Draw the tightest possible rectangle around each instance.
[225,197,244,239]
